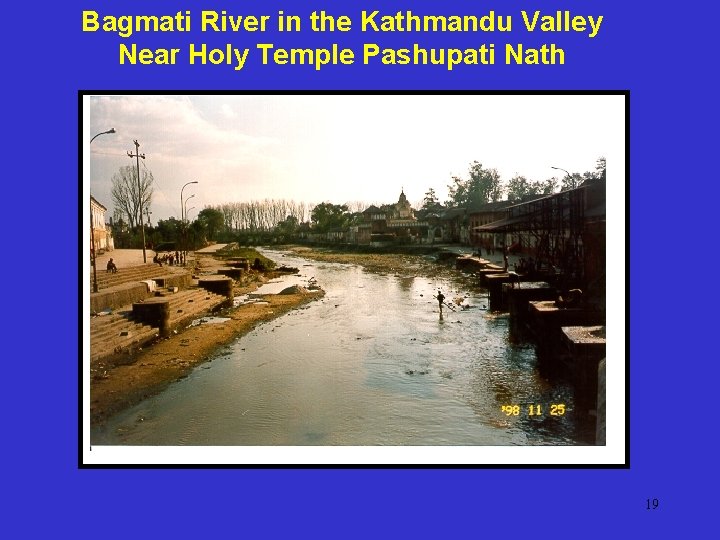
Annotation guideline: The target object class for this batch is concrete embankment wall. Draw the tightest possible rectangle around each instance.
[90,274,193,313]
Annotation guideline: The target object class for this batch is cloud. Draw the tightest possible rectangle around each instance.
[88,94,623,221]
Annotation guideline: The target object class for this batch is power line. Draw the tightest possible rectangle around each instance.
[93,149,190,222]
[139,157,175,217]
[90,150,128,157]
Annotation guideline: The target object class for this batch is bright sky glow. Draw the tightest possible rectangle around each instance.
[88,94,624,222]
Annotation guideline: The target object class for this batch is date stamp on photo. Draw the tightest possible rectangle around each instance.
[500,404,567,417]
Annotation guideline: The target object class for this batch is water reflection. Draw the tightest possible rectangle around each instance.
[91,248,591,446]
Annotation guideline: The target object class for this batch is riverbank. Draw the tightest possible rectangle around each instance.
[284,245,451,276]
[90,245,590,447]
[89,245,477,426]
[90,254,324,425]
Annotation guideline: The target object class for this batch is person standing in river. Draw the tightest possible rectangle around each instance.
[437,290,445,312]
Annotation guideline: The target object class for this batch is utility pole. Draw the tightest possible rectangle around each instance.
[128,140,147,263]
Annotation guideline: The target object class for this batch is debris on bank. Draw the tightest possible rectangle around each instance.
[189,316,231,327]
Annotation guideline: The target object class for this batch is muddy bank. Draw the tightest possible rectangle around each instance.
[284,245,449,276]
[91,290,323,425]
[90,254,324,426]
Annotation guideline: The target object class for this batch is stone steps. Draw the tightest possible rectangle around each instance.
[91,319,150,341]
[166,288,229,329]
[91,327,159,364]
[92,263,187,291]
[90,316,158,364]
[90,312,132,337]
[90,285,229,364]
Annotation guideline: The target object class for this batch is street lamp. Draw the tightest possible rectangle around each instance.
[180,182,198,255]
[90,127,115,144]
[180,181,198,222]
[552,165,575,192]
[551,166,571,178]
[90,128,116,293]
[184,194,195,221]
[186,207,196,221]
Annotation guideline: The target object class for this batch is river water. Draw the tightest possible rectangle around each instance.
[91,249,592,446]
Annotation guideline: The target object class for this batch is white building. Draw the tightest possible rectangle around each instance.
[90,196,114,254]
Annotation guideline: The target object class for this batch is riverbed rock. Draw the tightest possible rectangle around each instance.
[279,285,308,295]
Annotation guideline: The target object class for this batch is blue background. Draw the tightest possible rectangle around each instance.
[5,0,715,536]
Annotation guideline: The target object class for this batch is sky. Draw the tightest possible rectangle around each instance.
[86,94,624,223]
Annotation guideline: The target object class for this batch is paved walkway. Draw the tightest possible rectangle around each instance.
[94,249,156,269]
[93,248,198,273]
[195,244,229,254]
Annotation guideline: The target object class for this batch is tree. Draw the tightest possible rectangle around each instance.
[539,177,558,195]
[345,201,370,214]
[109,215,131,248]
[197,207,224,240]
[421,188,442,211]
[274,215,299,241]
[111,164,154,229]
[595,156,606,180]
[506,175,559,202]
[506,175,539,203]
[558,157,606,190]
[560,172,585,191]
[447,161,503,206]
[155,217,181,243]
[446,175,468,206]
[311,202,350,232]
[188,219,206,250]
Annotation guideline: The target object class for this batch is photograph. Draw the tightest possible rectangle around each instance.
[82,92,626,466]
[10,0,714,534]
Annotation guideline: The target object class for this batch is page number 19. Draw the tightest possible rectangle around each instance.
[646,498,659,510]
